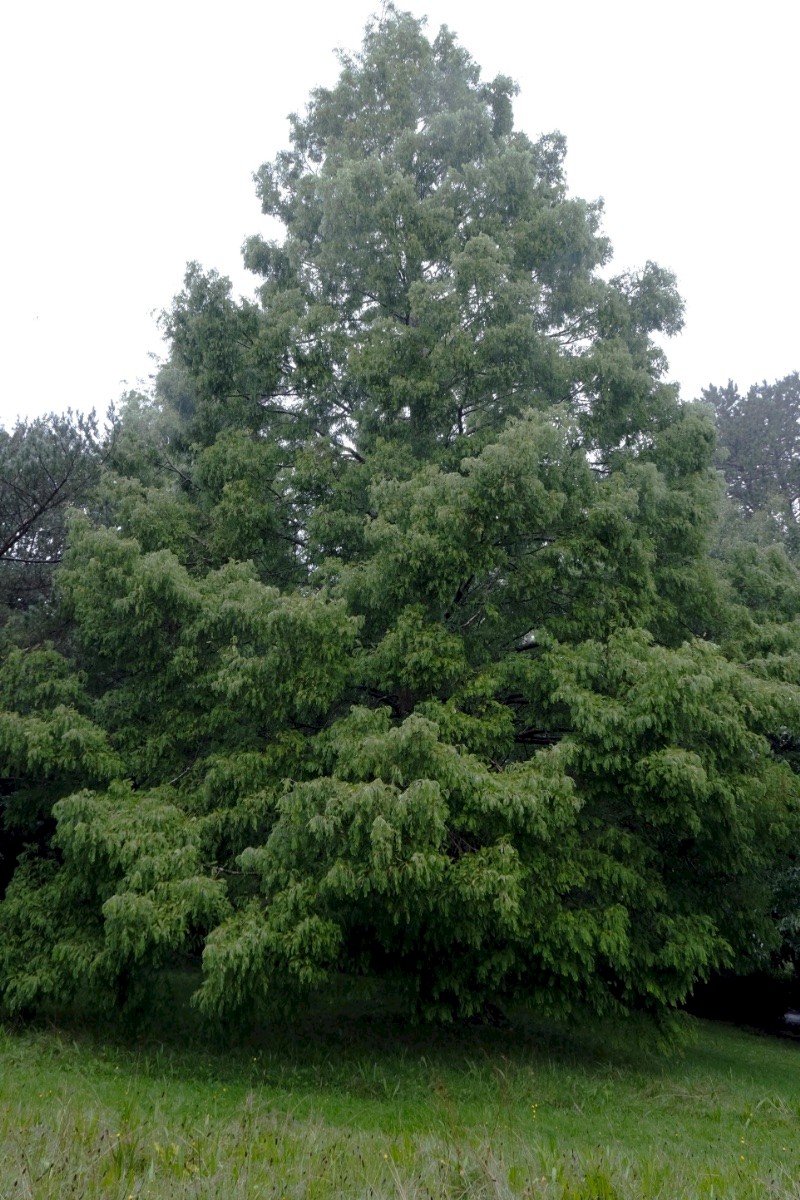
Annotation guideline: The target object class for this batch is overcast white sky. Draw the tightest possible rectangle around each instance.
[1,0,797,426]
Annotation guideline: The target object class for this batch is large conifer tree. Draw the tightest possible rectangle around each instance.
[2,8,798,1023]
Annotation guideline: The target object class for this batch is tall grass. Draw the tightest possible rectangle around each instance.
[1,988,799,1198]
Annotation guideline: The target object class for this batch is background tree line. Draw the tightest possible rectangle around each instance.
[1,8,798,1026]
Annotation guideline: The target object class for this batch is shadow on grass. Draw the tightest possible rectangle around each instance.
[2,968,690,1090]
[3,976,800,1200]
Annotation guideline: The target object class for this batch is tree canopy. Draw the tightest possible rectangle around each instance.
[1,8,798,1026]
[0,411,103,623]
[706,373,800,532]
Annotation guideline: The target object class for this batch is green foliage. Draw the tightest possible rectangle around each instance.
[0,781,229,1013]
[0,410,104,626]
[706,372,800,533]
[705,373,800,974]
[2,8,798,1025]
[0,645,120,898]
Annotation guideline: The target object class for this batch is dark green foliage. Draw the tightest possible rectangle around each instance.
[1,8,798,1026]
[706,372,800,534]
[0,411,104,624]
[0,410,110,895]
[0,649,120,903]
[705,372,800,976]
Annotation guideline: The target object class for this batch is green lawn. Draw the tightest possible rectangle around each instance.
[1,992,798,1198]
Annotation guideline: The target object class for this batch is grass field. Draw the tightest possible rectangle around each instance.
[1,990,799,1199]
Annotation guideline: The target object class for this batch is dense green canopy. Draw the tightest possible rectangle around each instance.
[1,9,798,1025]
